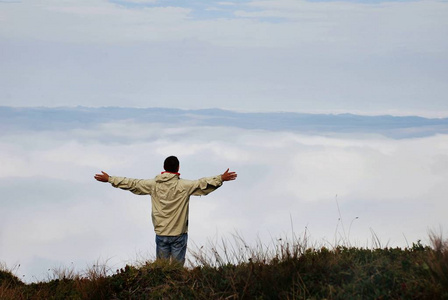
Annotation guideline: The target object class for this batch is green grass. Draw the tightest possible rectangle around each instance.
[1,235,448,299]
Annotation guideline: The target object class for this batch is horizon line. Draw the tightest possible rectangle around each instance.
[2,105,448,119]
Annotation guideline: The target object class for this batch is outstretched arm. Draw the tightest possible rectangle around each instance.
[94,171,110,182]
[221,168,237,182]
[94,171,154,195]
[189,169,237,196]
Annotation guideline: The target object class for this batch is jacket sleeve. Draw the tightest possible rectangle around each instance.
[108,176,154,195]
[188,175,223,196]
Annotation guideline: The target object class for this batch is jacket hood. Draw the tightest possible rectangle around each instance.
[155,172,179,183]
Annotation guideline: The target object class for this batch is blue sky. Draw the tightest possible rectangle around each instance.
[1,0,447,116]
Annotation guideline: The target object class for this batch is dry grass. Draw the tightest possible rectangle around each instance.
[1,233,448,299]
[428,230,448,293]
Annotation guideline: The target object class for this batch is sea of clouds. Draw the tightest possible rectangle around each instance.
[1,108,447,282]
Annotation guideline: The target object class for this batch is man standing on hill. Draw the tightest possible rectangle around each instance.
[94,156,237,265]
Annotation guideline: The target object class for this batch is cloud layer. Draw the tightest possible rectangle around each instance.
[1,108,447,281]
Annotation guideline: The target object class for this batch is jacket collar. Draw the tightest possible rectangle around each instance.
[161,171,180,176]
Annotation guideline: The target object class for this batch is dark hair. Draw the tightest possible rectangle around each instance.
[164,156,179,173]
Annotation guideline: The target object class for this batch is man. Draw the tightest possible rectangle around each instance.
[94,155,237,265]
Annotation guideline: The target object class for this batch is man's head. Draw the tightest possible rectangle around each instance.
[164,156,180,173]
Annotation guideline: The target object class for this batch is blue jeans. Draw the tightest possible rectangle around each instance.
[155,233,188,265]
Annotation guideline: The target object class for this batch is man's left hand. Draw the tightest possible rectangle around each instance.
[221,168,237,181]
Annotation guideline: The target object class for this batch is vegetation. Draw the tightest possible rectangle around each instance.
[1,233,447,299]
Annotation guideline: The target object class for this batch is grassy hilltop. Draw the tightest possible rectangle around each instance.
[1,234,448,299]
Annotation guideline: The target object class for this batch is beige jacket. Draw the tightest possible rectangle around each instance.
[108,172,223,236]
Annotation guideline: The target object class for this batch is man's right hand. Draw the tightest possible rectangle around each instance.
[94,171,110,182]
[221,168,237,182]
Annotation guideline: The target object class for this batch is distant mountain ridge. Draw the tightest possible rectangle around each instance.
[1,106,448,138]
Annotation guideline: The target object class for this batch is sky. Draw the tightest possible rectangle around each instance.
[1,0,448,282]
[1,0,448,116]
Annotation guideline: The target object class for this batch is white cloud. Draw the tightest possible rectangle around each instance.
[0,0,447,114]
[120,0,159,3]
[1,0,446,50]
[218,2,237,6]
[0,0,192,43]
[1,122,447,281]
